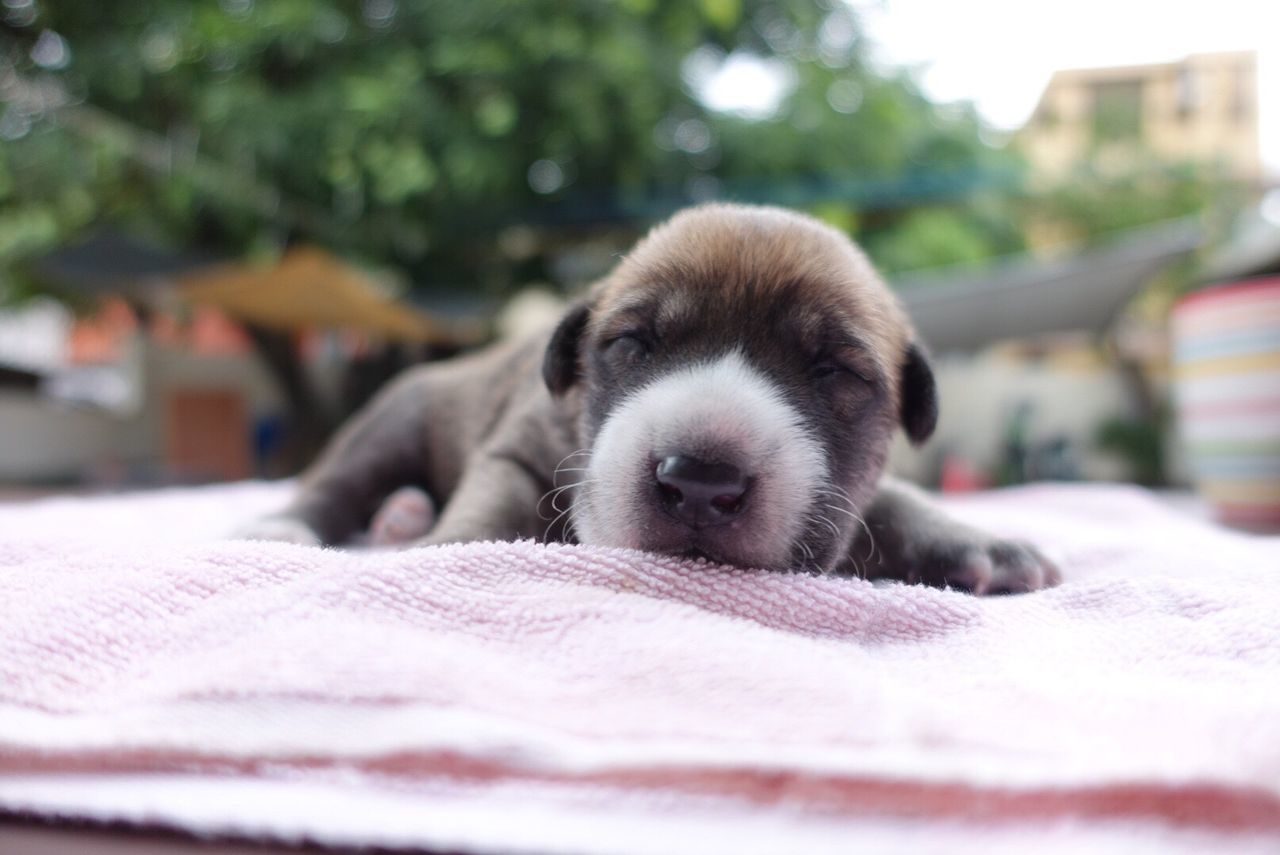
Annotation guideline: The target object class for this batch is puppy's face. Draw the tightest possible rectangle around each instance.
[544,204,936,572]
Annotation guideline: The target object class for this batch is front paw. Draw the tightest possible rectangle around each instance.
[905,536,1061,595]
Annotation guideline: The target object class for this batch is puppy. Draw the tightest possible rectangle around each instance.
[243,204,1058,594]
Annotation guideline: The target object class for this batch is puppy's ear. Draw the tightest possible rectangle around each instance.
[899,340,938,445]
[542,300,592,396]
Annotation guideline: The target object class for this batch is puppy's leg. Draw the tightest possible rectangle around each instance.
[237,372,434,546]
[847,477,1060,594]
[415,452,555,546]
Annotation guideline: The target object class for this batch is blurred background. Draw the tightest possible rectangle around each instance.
[1,0,1277,526]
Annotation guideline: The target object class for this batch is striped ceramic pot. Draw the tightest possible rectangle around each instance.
[1171,277,1280,531]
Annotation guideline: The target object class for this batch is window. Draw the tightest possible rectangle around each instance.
[1092,79,1143,142]
[1232,66,1253,123]
[1176,68,1198,121]
[1036,100,1058,129]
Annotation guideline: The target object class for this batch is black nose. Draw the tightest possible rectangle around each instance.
[654,455,750,529]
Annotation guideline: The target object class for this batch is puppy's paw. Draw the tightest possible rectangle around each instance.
[908,536,1060,595]
[369,486,435,547]
[232,515,322,546]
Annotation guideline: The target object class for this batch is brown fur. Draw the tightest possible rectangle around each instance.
[592,204,912,406]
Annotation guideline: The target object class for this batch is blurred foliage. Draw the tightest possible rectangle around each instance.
[0,0,1246,298]
[0,0,1032,291]
[1032,161,1242,243]
[1096,411,1168,487]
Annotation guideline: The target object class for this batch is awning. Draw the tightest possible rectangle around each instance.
[27,231,220,297]
[1197,203,1280,284]
[895,218,1202,353]
[177,246,456,344]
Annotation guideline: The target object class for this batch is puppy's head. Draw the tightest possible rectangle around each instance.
[543,204,936,572]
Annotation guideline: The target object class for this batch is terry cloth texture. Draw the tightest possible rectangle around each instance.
[1,482,1279,853]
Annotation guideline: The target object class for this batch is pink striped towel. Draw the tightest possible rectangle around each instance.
[1,482,1279,853]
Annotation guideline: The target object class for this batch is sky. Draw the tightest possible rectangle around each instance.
[851,0,1280,174]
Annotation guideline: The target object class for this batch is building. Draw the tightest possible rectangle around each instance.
[1,234,475,487]
[1018,52,1262,186]
[887,219,1202,488]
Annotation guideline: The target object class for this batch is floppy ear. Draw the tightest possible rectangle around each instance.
[542,300,592,396]
[899,340,938,445]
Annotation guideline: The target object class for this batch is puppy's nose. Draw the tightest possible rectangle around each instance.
[655,455,749,528]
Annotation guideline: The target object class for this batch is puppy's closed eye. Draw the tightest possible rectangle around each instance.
[810,348,876,386]
[809,358,858,381]
[603,331,654,363]
[807,353,878,419]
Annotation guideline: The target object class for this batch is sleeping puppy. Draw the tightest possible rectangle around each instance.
[243,204,1059,594]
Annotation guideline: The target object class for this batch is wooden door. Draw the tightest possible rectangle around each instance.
[164,388,251,482]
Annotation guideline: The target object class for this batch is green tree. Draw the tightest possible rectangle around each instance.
[1,0,1036,292]
[1031,161,1242,243]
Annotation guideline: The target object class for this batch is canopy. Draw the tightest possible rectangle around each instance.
[178,246,453,343]
[895,218,1202,353]
[28,231,219,297]
[1198,203,1280,284]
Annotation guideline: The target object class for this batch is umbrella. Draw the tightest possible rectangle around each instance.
[178,246,456,344]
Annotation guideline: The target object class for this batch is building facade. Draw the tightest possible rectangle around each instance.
[1018,52,1262,185]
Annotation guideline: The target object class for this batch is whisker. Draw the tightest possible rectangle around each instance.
[543,481,586,500]
[813,512,840,539]
[794,538,815,572]
[814,487,857,512]
[537,479,590,520]
[820,503,860,522]
[836,505,878,568]
[815,485,855,501]
[551,449,592,487]
[551,481,590,514]
[551,486,582,515]
[541,483,592,543]
[811,489,879,571]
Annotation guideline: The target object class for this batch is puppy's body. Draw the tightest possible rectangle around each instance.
[284,333,575,546]
[248,204,1057,594]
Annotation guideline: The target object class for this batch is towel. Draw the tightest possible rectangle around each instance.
[1,482,1279,853]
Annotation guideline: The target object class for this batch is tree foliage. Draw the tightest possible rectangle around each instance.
[1033,161,1240,242]
[0,0,1238,297]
